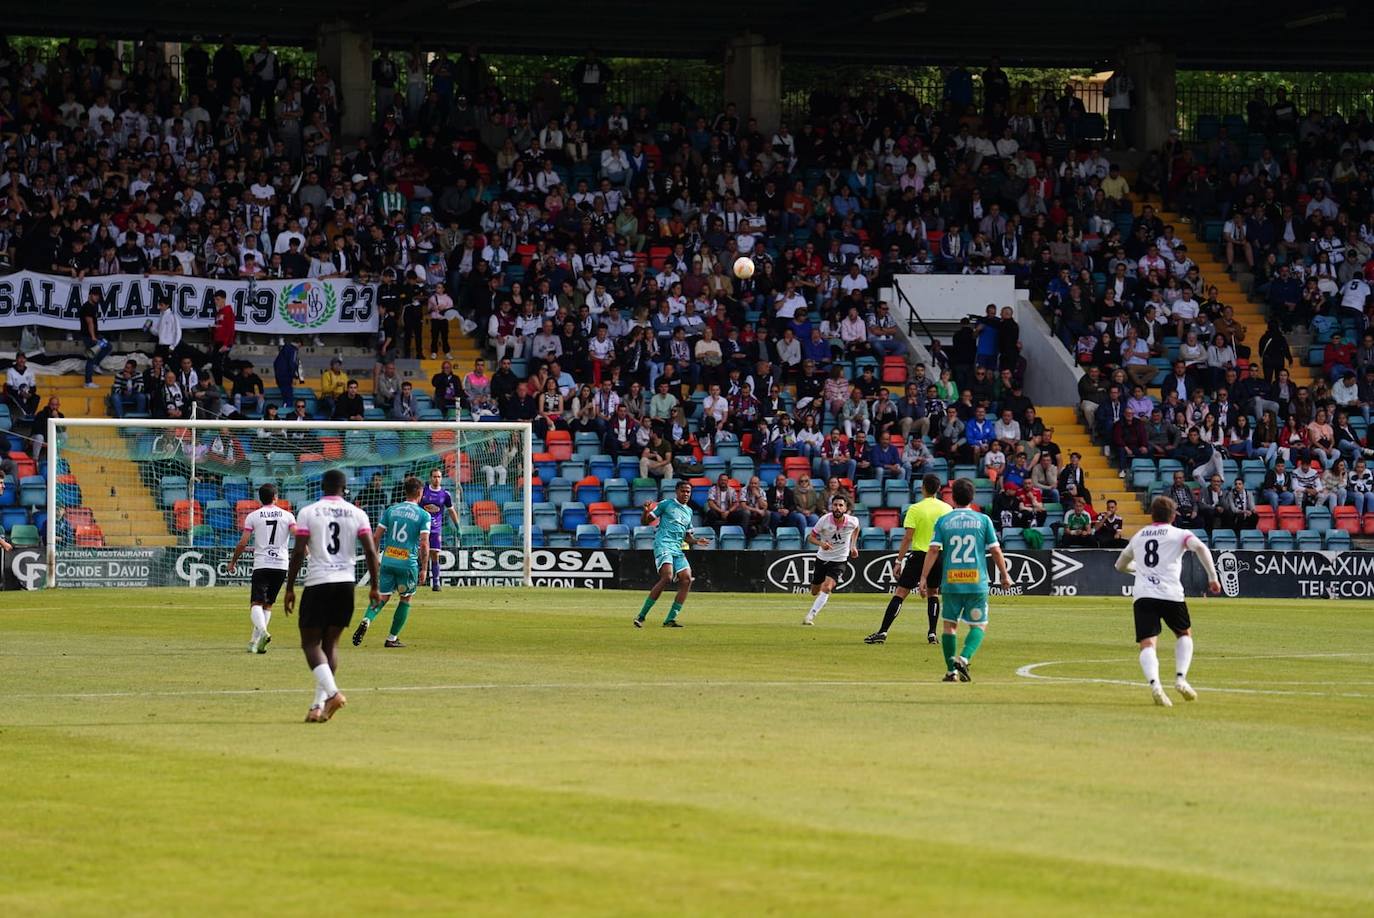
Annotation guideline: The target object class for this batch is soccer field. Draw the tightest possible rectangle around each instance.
[1,588,1370,916]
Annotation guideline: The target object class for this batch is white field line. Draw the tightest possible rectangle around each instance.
[1015,652,1374,699]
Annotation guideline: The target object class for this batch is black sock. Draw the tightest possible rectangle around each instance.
[878,596,903,633]
[926,596,940,634]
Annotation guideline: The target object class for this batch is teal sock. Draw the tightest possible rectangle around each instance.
[637,596,657,621]
[665,601,683,623]
[388,601,411,638]
[940,633,957,671]
[364,598,388,623]
[961,626,986,661]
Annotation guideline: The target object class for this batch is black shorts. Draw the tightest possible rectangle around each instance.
[298,582,357,631]
[896,550,942,592]
[1133,598,1192,643]
[250,568,286,605]
[811,559,847,587]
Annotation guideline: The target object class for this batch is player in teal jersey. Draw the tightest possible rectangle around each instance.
[352,476,431,648]
[635,480,710,628]
[917,478,1012,682]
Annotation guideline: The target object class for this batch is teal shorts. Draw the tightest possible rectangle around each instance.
[378,561,419,597]
[941,592,990,626]
[653,548,691,575]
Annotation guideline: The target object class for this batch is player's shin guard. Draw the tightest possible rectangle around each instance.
[960,624,985,660]
[878,595,903,633]
[1174,635,1193,677]
[926,596,939,634]
[388,601,411,639]
[806,591,830,621]
[250,604,267,635]
[940,632,957,672]
[363,597,388,622]
[637,596,657,622]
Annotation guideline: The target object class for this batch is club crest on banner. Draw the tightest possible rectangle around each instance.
[277,281,338,329]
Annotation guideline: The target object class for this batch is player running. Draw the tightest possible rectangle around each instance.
[352,476,431,648]
[917,478,1012,682]
[802,495,860,625]
[1114,495,1221,707]
[285,469,381,723]
[228,483,297,654]
[635,480,710,628]
[866,473,951,645]
[421,468,460,592]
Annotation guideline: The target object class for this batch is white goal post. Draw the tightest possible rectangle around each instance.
[45,418,533,590]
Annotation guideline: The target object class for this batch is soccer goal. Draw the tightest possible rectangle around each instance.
[44,418,533,590]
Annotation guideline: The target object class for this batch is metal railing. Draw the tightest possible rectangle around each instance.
[1176,83,1374,141]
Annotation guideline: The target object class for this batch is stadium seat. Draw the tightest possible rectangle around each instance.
[783,457,811,481]
[222,476,250,506]
[488,523,515,547]
[728,457,756,482]
[588,502,617,531]
[459,525,484,546]
[748,534,775,550]
[1211,531,1238,550]
[193,481,221,506]
[546,532,574,548]
[472,500,501,531]
[882,479,910,507]
[0,476,14,507]
[855,480,881,508]
[206,500,235,535]
[232,499,259,529]
[173,499,202,532]
[616,457,641,481]
[859,527,887,550]
[1,507,29,533]
[1240,529,1266,550]
[547,478,573,506]
[187,524,215,546]
[19,475,45,508]
[573,432,600,459]
[503,501,526,528]
[1276,506,1304,533]
[574,476,603,504]
[1295,529,1323,551]
[1130,458,1157,489]
[533,453,558,483]
[632,526,657,550]
[9,522,40,546]
[560,502,588,531]
[714,441,741,461]
[1266,530,1295,550]
[631,478,659,506]
[618,507,642,528]
[774,529,802,550]
[603,524,631,550]
[604,478,631,508]
[560,459,588,481]
[1324,530,1352,551]
[690,527,716,550]
[75,524,105,548]
[1255,506,1276,533]
[1001,530,1029,550]
[1305,507,1332,533]
[702,456,728,478]
[718,525,746,550]
[546,431,573,461]
[757,462,782,486]
[1332,506,1361,534]
[588,454,616,481]
[881,357,908,385]
[529,502,557,532]
[871,508,900,531]
[689,477,712,507]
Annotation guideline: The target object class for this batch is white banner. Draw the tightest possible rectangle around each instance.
[0,272,379,335]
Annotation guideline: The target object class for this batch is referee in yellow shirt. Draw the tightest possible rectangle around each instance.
[865,473,952,645]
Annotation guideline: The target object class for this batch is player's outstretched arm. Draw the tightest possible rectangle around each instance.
[227,529,251,574]
[284,539,308,615]
[1113,544,1136,574]
[1186,536,1222,593]
[360,531,382,604]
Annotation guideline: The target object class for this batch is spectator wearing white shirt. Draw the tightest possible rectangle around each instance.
[839,263,869,295]
[599,140,630,186]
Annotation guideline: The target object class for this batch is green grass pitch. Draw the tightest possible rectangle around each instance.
[1,587,1371,916]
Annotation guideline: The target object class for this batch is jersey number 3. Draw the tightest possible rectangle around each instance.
[326,521,341,554]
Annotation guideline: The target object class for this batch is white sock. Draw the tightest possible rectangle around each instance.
[312,662,338,699]
[250,605,267,634]
[1139,646,1160,686]
[387,635,398,642]
[1175,636,1194,679]
[806,592,830,620]
[312,686,328,709]
[261,608,272,630]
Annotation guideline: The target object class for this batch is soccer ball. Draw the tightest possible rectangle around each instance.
[733,256,755,280]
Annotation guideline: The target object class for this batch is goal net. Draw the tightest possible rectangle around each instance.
[44,419,532,590]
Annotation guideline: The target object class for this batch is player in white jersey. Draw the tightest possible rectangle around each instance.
[285,469,381,723]
[802,495,861,625]
[228,483,296,654]
[1114,495,1221,707]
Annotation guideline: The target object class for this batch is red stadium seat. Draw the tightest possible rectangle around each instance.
[1255,507,1276,533]
[235,500,258,528]
[783,457,811,481]
[546,431,573,461]
[871,508,900,531]
[472,500,501,531]
[75,524,105,548]
[273,499,292,513]
[588,502,617,531]
[319,437,343,460]
[173,499,201,532]
[1362,515,1374,536]
[881,357,908,385]
[1333,506,1360,534]
[1277,506,1304,533]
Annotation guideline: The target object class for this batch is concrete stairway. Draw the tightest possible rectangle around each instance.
[1039,406,1152,534]
[59,427,177,548]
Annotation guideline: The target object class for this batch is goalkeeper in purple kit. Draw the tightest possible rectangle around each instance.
[422,468,461,591]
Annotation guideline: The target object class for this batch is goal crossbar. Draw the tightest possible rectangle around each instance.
[46,418,534,589]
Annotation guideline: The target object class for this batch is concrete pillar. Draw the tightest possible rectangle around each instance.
[723,34,782,135]
[316,22,373,141]
[1123,40,1176,153]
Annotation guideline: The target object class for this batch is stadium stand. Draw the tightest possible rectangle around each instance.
[3,36,1373,551]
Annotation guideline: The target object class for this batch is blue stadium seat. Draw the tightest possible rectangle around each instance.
[632,526,657,550]
[1266,530,1295,550]
[160,476,188,508]
[1211,531,1238,550]
[616,457,641,481]
[194,481,221,506]
[588,454,615,481]
[559,459,588,480]
[1240,529,1266,550]
[604,478,630,508]
[488,524,516,547]
[533,503,558,532]
[702,456,728,477]
[0,478,16,507]
[1,507,29,532]
[222,476,250,506]
[618,507,642,528]
[1131,458,1157,489]
[503,501,525,528]
[714,441,741,461]
[574,432,600,459]
[883,480,911,508]
[887,530,906,550]
[1001,530,1029,550]
[747,534,775,550]
[546,532,574,548]
[691,527,717,550]
[859,527,887,550]
[574,523,603,548]
[855,481,882,508]
[560,502,588,531]
[1305,507,1332,533]
[774,529,801,550]
[547,478,573,506]
[728,457,756,482]
[631,478,659,506]
[1324,530,1352,551]
[603,524,631,550]
[1295,529,1323,551]
[718,525,747,550]
[20,476,47,508]
[757,462,782,486]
